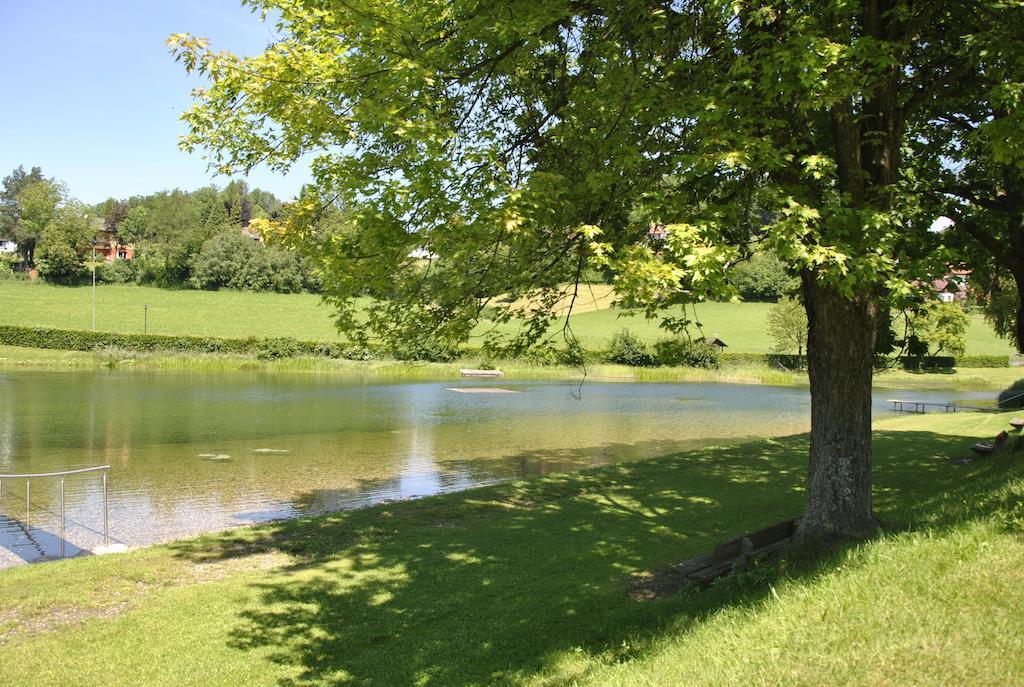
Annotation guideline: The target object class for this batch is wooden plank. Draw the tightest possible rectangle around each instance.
[670,518,799,586]
[460,369,504,377]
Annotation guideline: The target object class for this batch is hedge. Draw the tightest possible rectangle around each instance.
[0,325,366,360]
[721,351,1010,370]
[0,324,1013,369]
[720,352,804,368]
[951,355,1011,368]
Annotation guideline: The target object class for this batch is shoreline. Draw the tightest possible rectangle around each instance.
[0,343,1019,391]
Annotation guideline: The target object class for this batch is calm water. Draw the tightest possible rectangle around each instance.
[0,370,993,566]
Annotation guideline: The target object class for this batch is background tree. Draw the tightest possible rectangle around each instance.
[99,199,130,233]
[0,165,45,251]
[34,202,94,283]
[767,297,808,361]
[170,0,1010,543]
[14,178,64,266]
[906,302,970,360]
[913,9,1024,350]
[728,250,800,302]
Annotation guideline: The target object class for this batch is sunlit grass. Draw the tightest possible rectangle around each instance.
[1,412,1022,685]
[2,281,1014,355]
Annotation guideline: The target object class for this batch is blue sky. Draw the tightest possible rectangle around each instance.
[0,0,312,204]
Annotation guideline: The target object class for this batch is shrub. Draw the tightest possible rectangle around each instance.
[654,337,720,368]
[902,355,956,371]
[97,259,137,284]
[728,251,799,301]
[606,329,656,367]
[188,229,317,293]
[256,337,301,360]
[998,379,1024,409]
[389,339,459,362]
[558,339,588,366]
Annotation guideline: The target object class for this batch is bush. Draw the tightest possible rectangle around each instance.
[901,355,956,371]
[606,330,656,367]
[654,337,720,368]
[998,379,1024,408]
[188,230,317,293]
[96,259,137,284]
[728,251,799,301]
[389,339,460,362]
[256,337,301,360]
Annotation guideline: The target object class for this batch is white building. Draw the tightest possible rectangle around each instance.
[0,239,16,254]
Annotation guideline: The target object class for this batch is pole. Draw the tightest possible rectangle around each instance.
[25,480,30,530]
[92,243,97,331]
[102,472,109,546]
[60,477,65,559]
[144,304,148,334]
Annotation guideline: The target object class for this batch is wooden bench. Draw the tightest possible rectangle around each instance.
[970,430,1009,456]
[671,518,799,585]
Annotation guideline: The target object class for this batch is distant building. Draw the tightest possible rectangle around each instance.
[932,270,970,303]
[94,229,135,261]
[705,336,728,351]
[648,223,668,241]
[0,239,16,254]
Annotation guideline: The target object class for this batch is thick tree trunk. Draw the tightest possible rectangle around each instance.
[799,275,881,543]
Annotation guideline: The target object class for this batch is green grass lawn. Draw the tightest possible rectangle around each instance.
[1,411,1022,686]
[1,281,1014,355]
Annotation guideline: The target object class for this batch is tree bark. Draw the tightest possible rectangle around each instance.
[799,274,881,543]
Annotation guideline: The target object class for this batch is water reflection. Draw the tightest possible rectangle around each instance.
[0,370,993,566]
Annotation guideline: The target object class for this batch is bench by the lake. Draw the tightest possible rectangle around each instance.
[460,369,504,378]
[671,517,799,585]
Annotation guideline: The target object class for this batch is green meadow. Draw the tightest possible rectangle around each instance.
[1,411,1022,686]
[0,281,1015,355]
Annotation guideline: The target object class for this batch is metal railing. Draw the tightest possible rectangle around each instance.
[0,465,111,559]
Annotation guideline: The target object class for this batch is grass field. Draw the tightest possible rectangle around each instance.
[1,281,1014,355]
[1,411,1021,685]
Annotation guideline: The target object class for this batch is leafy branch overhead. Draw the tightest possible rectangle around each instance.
[168,1,991,350]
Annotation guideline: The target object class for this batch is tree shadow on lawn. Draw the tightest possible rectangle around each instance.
[168,429,1023,687]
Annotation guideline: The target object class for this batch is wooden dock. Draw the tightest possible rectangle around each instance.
[459,369,504,378]
[887,399,997,414]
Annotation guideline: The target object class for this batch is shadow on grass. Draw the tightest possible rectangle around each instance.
[167,429,1023,686]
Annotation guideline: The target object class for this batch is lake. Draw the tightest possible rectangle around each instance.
[0,370,993,566]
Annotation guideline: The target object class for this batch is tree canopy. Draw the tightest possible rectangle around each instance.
[171,0,1023,542]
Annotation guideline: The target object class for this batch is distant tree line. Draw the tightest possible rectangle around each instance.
[1,166,323,293]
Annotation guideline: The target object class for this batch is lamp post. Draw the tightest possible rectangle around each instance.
[91,238,98,331]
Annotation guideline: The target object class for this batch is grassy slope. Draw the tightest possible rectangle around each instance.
[1,412,1022,686]
[1,281,1014,355]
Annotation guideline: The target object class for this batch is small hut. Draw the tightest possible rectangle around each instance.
[704,336,728,352]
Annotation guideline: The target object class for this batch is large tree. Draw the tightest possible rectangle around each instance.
[914,8,1024,351]
[171,0,1011,543]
